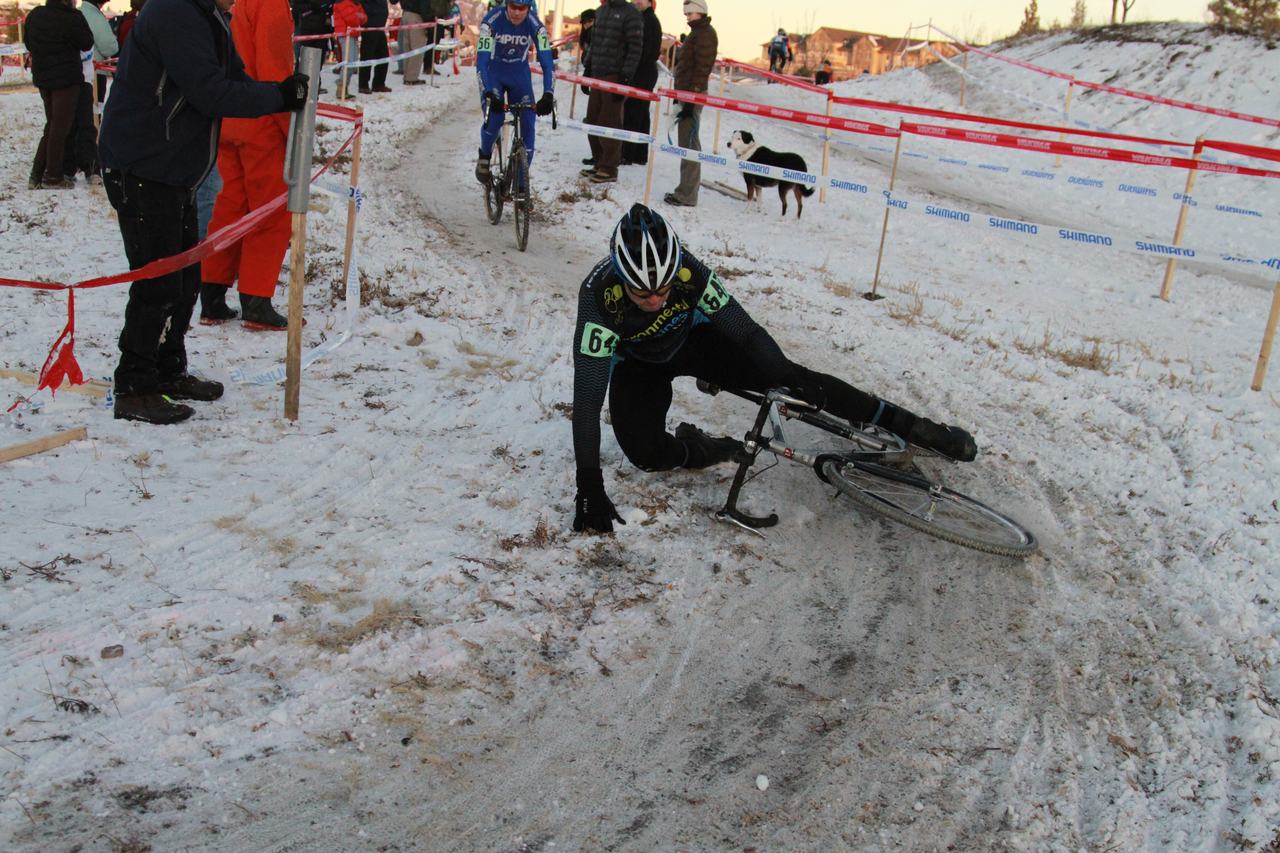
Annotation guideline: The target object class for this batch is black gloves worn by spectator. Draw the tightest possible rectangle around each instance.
[536,91,554,116]
[580,84,591,95]
[675,104,693,122]
[484,91,505,115]
[573,468,624,533]
[278,73,310,111]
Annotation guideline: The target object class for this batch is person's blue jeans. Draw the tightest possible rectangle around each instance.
[195,164,222,240]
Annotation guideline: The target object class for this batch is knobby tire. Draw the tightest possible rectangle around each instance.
[512,144,530,252]
[484,137,505,225]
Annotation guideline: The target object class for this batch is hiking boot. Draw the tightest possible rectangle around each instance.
[579,166,599,177]
[476,151,491,184]
[240,294,288,331]
[27,177,40,189]
[907,416,977,462]
[675,422,743,469]
[199,282,238,325]
[158,373,224,402]
[39,176,75,190]
[590,171,617,184]
[114,393,195,425]
[581,157,595,165]
[371,84,393,93]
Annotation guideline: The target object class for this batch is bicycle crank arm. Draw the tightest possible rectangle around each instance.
[714,506,778,535]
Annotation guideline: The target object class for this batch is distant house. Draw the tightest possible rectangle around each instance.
[758,26,960,80]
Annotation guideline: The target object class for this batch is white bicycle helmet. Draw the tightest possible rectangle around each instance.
[610,203,683,292]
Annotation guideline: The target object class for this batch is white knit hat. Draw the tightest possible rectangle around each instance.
[683,0,708,14]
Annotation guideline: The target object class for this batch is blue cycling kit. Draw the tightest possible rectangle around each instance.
[477,5,555,163]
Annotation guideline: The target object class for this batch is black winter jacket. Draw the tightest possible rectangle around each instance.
[97,0,285,188]
[293,0,334,37]
[633,7,661,90]
[359,0,388,29]
[585,0,641,82]
[23,0,94,91]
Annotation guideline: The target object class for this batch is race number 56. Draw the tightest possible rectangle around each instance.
[579,322,619,358]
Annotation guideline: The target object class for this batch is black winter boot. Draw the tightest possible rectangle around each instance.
[675,422,743,469]
[158,373,224,401]
[114,393,195,425]
[240,294,288,331]
[199,283,238,325]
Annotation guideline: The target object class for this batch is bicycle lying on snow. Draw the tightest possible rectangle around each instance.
[481,100,556,252]
[698,381,1038,557]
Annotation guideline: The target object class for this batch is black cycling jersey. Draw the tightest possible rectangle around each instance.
[572,248,794,470]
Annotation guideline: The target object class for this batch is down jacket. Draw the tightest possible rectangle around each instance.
[584,0,641,82]
[23,0,93,91]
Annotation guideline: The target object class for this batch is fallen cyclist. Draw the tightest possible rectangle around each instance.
[570,203,978,534]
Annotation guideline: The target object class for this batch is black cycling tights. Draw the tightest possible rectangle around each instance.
[608,326,884,472]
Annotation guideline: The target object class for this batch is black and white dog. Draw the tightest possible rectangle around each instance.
[727,130,816,219]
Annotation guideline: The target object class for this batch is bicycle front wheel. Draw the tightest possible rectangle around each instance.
[484,140,504,224]
[820,459,1038,557]
[511,144,530,251]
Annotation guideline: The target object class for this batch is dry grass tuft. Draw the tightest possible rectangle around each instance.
[305,598,423,652]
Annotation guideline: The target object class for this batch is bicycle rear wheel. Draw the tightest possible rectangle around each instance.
[484,139,505,224]
[511,144,530,251]
[820,458,1038,557]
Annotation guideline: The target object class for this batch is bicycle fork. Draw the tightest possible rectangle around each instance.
[716,398,780,533]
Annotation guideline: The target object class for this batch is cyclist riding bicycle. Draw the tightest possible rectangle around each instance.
[570,203,978,533]
[475,0,555,186]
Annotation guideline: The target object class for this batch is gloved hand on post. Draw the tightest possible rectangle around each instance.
[278,74,310,111]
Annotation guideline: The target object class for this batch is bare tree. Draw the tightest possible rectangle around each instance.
[1070,0,1088,26]
[1018,0,1042,35]
[1111,0,1119,23]
[1208,0,1280,33]
[1121,0,1137,21]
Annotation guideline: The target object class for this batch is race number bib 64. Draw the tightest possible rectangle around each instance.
[579,322,619,358]
[697,274,730,315]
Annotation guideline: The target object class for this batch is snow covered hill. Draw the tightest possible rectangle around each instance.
[1,23,1277,851]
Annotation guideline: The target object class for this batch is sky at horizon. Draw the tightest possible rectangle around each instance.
[643,0,1214,63]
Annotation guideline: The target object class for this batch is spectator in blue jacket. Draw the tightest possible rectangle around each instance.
[97,0,308,424]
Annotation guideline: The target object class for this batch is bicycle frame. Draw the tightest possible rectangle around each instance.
[713,386,907,531]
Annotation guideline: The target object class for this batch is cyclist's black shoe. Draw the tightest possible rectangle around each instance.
[158,373,224,402]
[114,393,195,425]
[475,150,491,184]
[907,417,977,462]
[675,422,743,468]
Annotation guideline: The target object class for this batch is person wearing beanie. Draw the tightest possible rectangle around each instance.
[663,0,715,207]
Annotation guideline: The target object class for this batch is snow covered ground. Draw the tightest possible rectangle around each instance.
[1,23,1278,851]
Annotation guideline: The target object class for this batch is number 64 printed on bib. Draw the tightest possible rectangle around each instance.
[579,322,619,358]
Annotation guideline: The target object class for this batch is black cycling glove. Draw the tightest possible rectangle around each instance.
[278,73,310,111]
[484,90,505,114]
[536,91,554,116]
[573,468,624,534]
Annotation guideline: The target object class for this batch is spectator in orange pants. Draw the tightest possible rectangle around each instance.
[199,0,297,330]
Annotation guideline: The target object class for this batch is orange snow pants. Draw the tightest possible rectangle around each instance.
[200,134,290,298]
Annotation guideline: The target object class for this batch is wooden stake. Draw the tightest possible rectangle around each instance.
[284,212,307,421]
[959,51,968,108]
[338,34,354,100]
[429,25,438,87]
[642,94,661,207]
[0,427,88,465]
[1159,137,1204,302]
[0,369,109,398]
[1054,79,1074,169]
[867,121,905,301]
[340,112,364,298]
[819,95,832,204]
[1252,280,1280,391]
[711,64,727,159]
